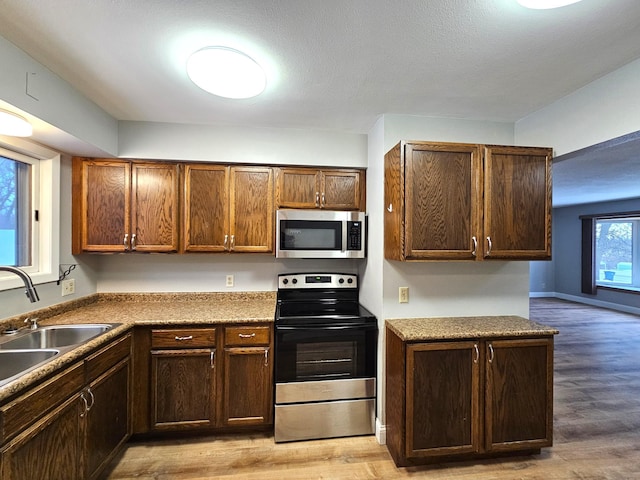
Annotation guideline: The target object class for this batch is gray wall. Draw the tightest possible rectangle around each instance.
[553,197,640,311]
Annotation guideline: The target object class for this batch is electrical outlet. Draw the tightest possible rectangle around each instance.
[399,286,409,303]
[62,278,75,296]
[226,275,234,287]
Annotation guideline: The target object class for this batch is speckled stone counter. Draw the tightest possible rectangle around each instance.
[386,315,558,342]
[0,292,276,402]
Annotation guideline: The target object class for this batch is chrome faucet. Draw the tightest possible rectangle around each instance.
[0,266,40,303]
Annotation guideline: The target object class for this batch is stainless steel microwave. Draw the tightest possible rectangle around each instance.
[275,209,366,259]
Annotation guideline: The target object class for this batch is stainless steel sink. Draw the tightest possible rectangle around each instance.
[0,324,113,350]
[0,349,60,386]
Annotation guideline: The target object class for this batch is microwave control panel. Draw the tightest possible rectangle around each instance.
[347,221,362,251]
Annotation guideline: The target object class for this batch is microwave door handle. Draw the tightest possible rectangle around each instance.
[341,221,348,252]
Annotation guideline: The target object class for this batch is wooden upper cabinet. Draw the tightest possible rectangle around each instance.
[275,167,365,211]
[183,165,273,253]
[72,158,179,254]
[130,163,180,252]
[483,145,552,260]
[182,164,229,252]
[229,166,274,253]
[384,141,552,261]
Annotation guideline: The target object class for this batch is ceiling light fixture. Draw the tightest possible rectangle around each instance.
[0,110,32,137]
[517,0,583,8]
[186,46,267,99]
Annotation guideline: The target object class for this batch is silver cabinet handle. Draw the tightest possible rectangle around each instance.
[230,234,235,251]
[131,233,137,250]
[239,333,256,338]
[210,350,215,369]
[321,193,326,207]
[224,234,229,250]
[472,236,478,257]
[473,343,479,364]
[486,236,493,256]
[488,343,495,364]
[264,347,269,366]
[87,387,95,411]
[387,203,393,213]
[124,234,129,250]
[315,192,320,207]
[175,335,193,341]
[80,391,89,417]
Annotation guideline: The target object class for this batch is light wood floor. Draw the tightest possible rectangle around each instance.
[106,298,640,479]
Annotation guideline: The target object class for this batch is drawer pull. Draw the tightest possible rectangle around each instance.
[239,333,256,339]
[175,335,194,341]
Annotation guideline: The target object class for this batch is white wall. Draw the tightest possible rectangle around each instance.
[0,34,118,156]
[118,121,368,167]
[515,57,640,155]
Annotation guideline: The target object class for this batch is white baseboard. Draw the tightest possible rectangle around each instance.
[375,418,386,445]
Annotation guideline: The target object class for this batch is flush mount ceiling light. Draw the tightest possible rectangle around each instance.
[0,110,32,137]
[186,46,267,99]
[517,0,584,8]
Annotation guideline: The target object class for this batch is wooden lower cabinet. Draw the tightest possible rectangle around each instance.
[1,394,84,480]
[0,333,132,480]
[142,324,273,434]
[386,328,553,466]
[151,349,217,430]
[85,357,131,479]
[222,325,272,427]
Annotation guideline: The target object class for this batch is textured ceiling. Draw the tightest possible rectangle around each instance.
[1,0,640,205]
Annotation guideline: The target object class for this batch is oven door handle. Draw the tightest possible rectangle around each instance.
[275,324,377,331]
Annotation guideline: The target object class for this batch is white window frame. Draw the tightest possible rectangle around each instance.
[0,138,60,291]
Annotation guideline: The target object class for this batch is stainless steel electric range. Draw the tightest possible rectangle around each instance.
[273,273,378,443]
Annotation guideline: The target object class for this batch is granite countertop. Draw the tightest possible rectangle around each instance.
[0,292,277,402]
[386,315,559,342]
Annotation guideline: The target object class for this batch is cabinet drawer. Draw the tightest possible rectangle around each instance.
[224,326,270,346]
[151,328,216,349]
[85,333,132,383]
[0,362,84,445]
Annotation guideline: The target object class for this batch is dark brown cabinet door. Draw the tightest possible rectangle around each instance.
[130,163,180,252]
[320,170,362,210]
[151,349,216,430]
[275,168,319,209]
[275,167,364,210]
[0,395,83,480]
[403,143,483,260]
[485,338,554,452]
[406,341,480,457]
[222,346,272,427]
[483,146,552,260]
[182,164,229,252]
[72,158,180,253]
[85,358,131,480]
[229,166,274,253]
[75,159,131,253]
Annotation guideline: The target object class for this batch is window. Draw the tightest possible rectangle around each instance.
[0,141,59,291]
[582,213,640,294]
[0,155,36,267]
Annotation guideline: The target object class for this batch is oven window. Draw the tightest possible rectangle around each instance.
[275,327,376,383]
[296,341,358,380]
[280,220,341,250]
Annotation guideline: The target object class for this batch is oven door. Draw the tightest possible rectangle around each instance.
[274,323,377,384]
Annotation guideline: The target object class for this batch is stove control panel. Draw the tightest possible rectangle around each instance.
[278,273,357,289]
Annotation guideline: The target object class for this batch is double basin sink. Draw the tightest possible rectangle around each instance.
[0,324,117,388]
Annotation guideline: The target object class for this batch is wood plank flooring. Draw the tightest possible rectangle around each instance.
[106,298,640,479]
